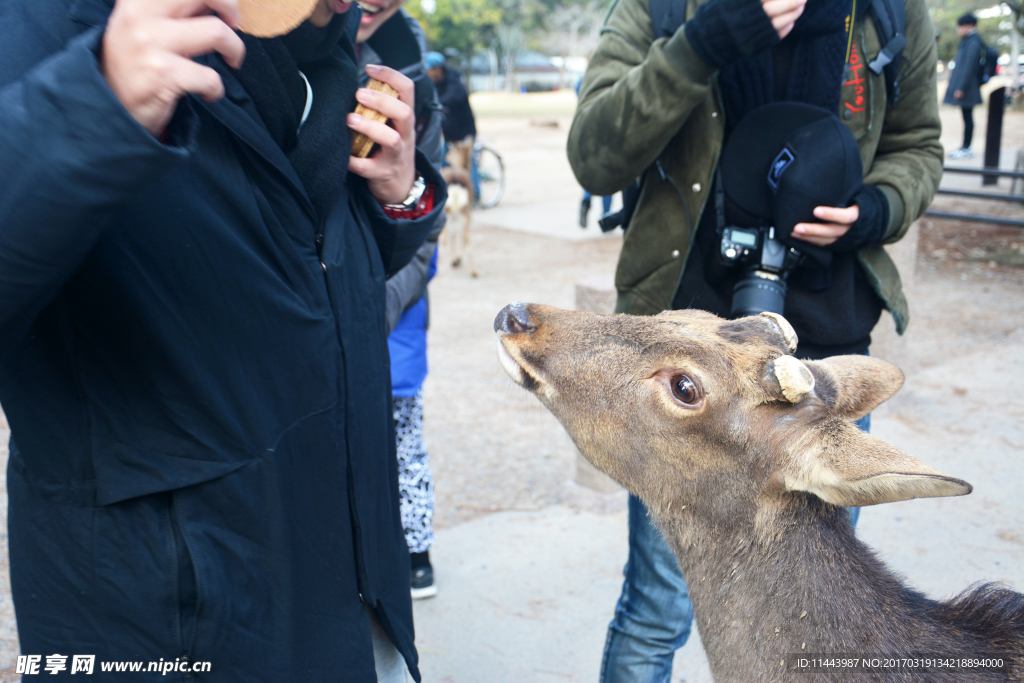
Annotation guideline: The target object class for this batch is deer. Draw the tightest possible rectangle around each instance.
[439,142,477,278]
[493,302,1024,682]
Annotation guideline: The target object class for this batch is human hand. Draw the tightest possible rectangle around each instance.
[101,0,246,137]
[760,0,806,40]
[791,205,859,247]
[954,90,965,101]
[347,64,417,205]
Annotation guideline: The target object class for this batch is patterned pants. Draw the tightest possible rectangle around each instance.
[393,390,435,553]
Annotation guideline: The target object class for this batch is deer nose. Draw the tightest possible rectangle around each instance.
[494,302,535,335]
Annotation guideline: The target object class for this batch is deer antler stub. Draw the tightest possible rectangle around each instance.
[758,312,798,353]
[770,355,815,403]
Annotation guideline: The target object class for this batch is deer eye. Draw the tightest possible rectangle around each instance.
[671,375,700,405]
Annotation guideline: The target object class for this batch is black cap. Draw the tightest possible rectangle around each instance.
[957,13,978,26]
[720,102,863,267]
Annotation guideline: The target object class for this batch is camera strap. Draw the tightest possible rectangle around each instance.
[714,165,726,235]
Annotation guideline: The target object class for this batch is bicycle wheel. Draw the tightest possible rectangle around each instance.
[473,143,505,209]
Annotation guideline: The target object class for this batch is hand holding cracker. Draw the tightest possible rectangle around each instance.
[351,80,400,158]
[347,64,417,206]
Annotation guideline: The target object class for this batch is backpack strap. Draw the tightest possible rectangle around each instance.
[867,0,908,105]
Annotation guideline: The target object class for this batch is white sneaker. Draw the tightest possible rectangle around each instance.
[949,147,974,159]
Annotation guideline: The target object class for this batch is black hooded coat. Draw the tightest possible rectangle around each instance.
[0,1,445,680]
[943,31,984,108]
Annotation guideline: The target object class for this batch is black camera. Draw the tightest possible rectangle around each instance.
[719,225,803,318]
[716,103,865,320]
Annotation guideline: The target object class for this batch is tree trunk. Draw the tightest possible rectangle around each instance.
[1011,23,1022,111]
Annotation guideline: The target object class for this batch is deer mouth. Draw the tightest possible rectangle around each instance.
[494,303,543,392]
[496,339,540,391]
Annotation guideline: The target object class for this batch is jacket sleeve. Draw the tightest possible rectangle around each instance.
[0,27,194,361]
[383,65,446,332]
[567,0,717,196]
[384,240,436,334]
[862,0,943,243]
[409,63,446,244]
[357,148,447,278]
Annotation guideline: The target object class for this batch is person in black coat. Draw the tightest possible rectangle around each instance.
[0,0,445,680]
[944,13,984,159]
[426,54,477,145]
[426,53,478,201]
[357,7,445,334]
[355,2,445,598]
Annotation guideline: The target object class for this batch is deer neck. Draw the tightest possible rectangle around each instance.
[655,495,905,681]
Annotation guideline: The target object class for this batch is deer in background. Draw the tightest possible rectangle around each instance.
[494,302,1024,682]
[440,141,477,278]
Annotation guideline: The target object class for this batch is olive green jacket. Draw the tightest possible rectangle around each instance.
[568,0,942,333]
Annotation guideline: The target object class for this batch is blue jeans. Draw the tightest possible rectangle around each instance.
[470,148,481,201]
[582,190,613,214]
[600,414,869,682]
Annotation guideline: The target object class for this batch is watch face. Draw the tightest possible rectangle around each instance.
[405,176,426,207]
[386,176,426,209]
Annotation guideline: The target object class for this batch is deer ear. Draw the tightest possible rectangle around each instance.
[802,355,904,420]
[782,422,972,506]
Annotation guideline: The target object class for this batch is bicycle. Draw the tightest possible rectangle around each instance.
[472,141,505,209]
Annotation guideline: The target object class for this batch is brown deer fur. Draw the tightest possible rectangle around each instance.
[494,302,1024,682]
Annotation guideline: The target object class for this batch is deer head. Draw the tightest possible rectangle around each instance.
[494,303,971,523]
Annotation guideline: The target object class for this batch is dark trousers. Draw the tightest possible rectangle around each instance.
[962,106,974,149]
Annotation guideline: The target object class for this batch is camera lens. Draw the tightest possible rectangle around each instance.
[731,269,787,318]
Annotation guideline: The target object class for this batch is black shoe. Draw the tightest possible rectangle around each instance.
[579,198,591,228]
[411,565,438,599]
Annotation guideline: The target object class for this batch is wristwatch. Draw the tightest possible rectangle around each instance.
[383,175,427,210]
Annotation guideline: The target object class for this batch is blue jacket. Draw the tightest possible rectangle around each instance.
[389,250,438,396]
[0,1,445,679]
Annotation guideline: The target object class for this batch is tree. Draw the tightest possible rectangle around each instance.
[407,0,611,92]
[1002,2,1023,103]
[544,0,610,88]
[928,1,1021,62]
[496,25,524,92]
[405,0,502,62]
[981,0,1024,35]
